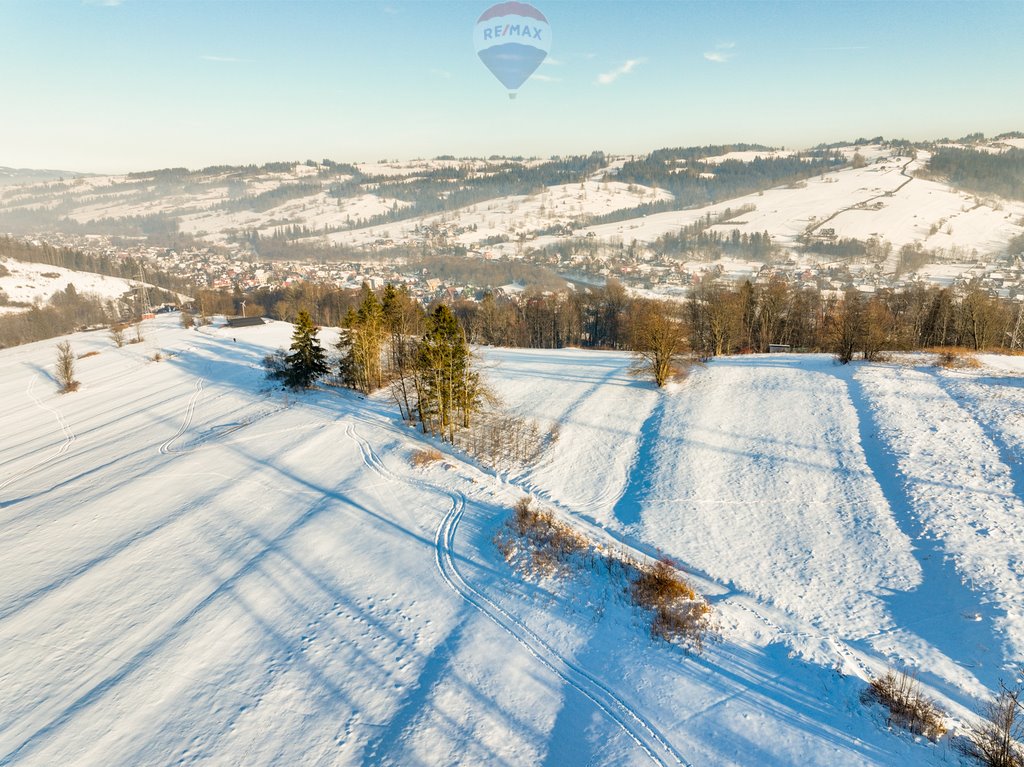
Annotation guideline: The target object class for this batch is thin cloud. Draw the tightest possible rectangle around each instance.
[810,45,869,51]
[542,57,564,66]
[704,42,735,63]
[430,68,452,80]
[532,74,561,83]
[596,58,644,85]
[201,55,247,63]
[83,0,124,5]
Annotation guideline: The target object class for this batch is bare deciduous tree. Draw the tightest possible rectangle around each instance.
[55,340,79,393]
[629,299,689,387]
[959,677,1024,767]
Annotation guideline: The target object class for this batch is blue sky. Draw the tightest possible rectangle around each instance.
[2,0,1023,172]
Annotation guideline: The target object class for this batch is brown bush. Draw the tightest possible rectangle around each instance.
[932,347,982,369]
[55,340,79,394]
[863,669,947,742]
[514,498,589,575]
[410,447,443,467]
[496,500,712,652]
[631,558,697,606]
[497,497,589,577]
[77,351,100,360]
[629,558,711,651]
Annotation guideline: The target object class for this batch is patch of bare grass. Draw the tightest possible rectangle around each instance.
[410,447,443,467]
[931,347,982,369]
[863,668,947,742]
[495,498,711,651]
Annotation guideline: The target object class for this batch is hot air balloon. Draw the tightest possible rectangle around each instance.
[473,2,550,99]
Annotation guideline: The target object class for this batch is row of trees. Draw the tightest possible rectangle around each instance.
[449,278,1023,362]
[262,275,1024,394]
[0,285,117,349]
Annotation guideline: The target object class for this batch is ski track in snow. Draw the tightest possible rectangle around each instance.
[344,420,690,767]
[0,375,77,493]
[158,377,204,455]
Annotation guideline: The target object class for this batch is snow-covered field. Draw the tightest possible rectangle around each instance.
[2,318,1023,765]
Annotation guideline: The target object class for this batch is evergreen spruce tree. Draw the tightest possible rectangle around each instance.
[284,310,328,389]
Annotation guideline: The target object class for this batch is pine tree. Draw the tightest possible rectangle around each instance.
[284,310,328,389]
[415,305,481,442]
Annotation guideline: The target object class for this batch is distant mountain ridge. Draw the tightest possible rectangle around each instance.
[0,166,85,187]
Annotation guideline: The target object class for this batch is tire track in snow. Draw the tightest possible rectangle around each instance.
[158,377,204,455]
[344,420,689,767]
[0,375,77,494]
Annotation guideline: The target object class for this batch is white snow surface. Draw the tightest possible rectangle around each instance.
[3,321,1023,765]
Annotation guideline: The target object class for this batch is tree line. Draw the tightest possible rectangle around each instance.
[927,147,1024,201]
[223,272,1024,369]
[0,284,117,348]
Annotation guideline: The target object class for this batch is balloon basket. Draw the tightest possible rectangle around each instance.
[509,92,517,100]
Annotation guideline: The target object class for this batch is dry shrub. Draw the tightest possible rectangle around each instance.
[958,677,1024,767]
[631,558,697,605]
[410,447,443,467]
[496,497,589,577]
[495,499,712,652]
[152,352,163,362]
[512,497,589,575]
[863,669,947,742]
[629,558,711,651]
[77,351,100,360]
[932,347,981,369]
[55,340,79,394]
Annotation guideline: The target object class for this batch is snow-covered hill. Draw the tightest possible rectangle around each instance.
[3,144,1023,262]
[0,257,136,313]
[2,317,1023,765]
[565,152,1024,257]
[0,167,82,187]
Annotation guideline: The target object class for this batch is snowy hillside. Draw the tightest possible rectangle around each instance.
[3,143,1022,263]
[0,257,135,312]
[571,152,1024,257]
[2,317,1023,765]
